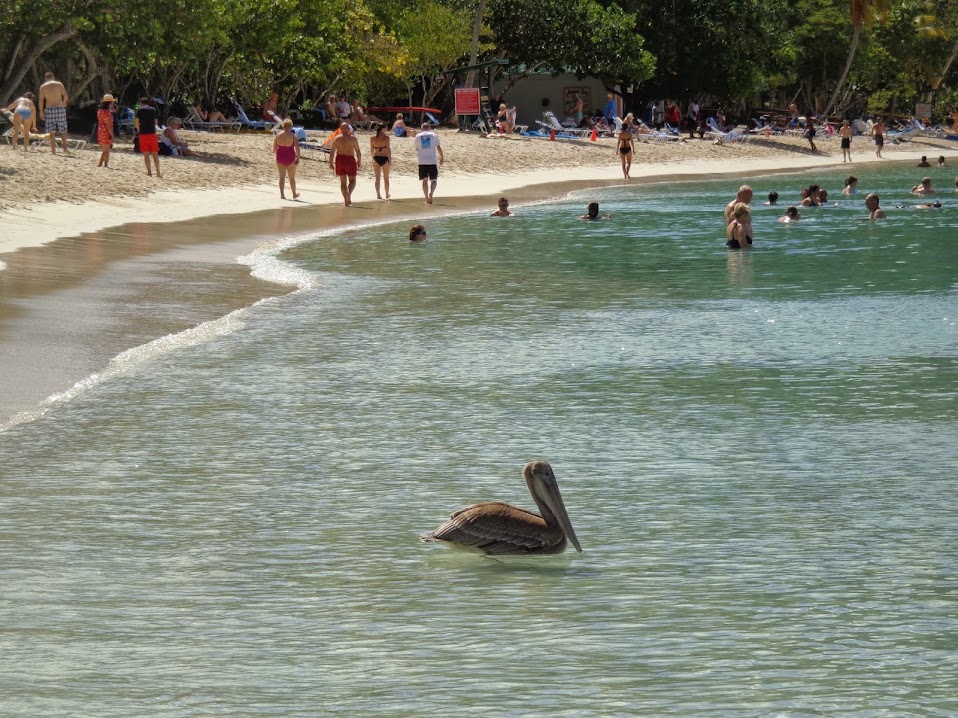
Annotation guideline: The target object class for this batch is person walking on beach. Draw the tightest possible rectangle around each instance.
[872,118,885,158]
[370,123,392,200]
[329,123,361,206]
[96,94,116,167]
[134,97,161,177]
[274,118,301,199]
[38,72,70,155]
[4,92,38,151]
[805,116,817,152]
[617,121,635,179]
[414,122,443,204]
[840,120,852,162]
[724,185,753,224]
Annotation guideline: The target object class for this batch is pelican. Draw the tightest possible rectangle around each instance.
[420,460,582,555]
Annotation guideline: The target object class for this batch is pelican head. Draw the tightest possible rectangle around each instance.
[523,460,582,553]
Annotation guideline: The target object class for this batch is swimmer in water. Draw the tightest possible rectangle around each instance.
[765,191,778,206]
[865,193,886,220]
[842,175,859,195]
[915,200,942,209]
[726,202,753,248]
[580,201,611,220]
[912,177,936,195]
[490,196,514,217]
[778,206,800,223]
[408,224,427,242]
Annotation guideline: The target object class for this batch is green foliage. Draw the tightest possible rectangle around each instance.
[488,0,654,87]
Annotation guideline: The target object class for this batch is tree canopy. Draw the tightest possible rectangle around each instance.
[1,0,957,120]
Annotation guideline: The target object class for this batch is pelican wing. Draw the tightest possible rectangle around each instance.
[423,501,563,555]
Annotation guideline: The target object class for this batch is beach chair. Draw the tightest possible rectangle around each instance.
[751,117,784,135]
[232,101,269,130]
[184,104,240,132]
[728,125,752,143]
[536,111,591,137]
[3,126,85,150]
[704,116,731,142]
[851,118,871,136]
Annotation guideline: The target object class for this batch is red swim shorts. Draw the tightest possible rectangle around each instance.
[139,133,159,154]
[335,155,357,177]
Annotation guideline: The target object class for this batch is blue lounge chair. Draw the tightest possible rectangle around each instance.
[232,101,269,130]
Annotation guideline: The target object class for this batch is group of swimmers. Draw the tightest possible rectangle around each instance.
[409,196,615,240]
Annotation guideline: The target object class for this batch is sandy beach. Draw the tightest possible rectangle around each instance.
[1,126,956,424]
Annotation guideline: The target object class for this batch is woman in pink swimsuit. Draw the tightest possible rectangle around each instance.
[273,118,301,199]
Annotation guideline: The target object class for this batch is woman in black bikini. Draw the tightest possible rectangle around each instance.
[616,123,635,179]
[726,202,753,249]
[370,123,392,199]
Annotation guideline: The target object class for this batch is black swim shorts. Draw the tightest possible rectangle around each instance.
[418,164,438,181]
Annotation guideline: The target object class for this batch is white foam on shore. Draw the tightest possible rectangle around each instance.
[1,305,255,432]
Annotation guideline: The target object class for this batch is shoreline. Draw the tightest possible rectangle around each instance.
[0,138,952,427]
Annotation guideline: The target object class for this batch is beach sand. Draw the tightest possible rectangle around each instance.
[1,128,955,425]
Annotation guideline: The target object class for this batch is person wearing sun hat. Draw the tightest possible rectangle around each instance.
[96,93,117,167]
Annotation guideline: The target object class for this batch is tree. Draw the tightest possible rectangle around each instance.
[488,0,654,89]
[823,0,893,115]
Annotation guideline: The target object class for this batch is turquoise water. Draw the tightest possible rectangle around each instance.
[2,165,957,716]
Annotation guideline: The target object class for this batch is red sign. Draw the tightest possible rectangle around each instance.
[455,88,482,116]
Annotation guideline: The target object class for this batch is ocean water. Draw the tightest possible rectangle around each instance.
[1,165,957,717]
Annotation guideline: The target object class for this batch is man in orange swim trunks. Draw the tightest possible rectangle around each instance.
[329,124,362,206]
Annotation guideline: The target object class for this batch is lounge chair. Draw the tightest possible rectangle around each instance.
[851,118,871,136]
[3,126,86,150]
[536,111,591,137]
[232,101,269,130]
[185,104,240,132]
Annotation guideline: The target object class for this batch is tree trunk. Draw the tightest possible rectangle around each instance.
[0,23,77,106]
[934,36,958,92]
[823,23,861,117]
[464,0,486,89]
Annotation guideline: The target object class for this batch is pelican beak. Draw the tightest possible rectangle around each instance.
[539,479,582,553]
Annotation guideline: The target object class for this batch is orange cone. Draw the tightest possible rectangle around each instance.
[550,128,556,141]
[590,128,598,141]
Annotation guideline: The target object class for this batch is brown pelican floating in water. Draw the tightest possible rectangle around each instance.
[420,460,582,555]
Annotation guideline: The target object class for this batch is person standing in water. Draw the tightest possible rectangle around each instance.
[865,193,887,219]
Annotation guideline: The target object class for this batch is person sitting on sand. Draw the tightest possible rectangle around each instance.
[917,155,931,168]
[4,92,38,151]
[842,175,859,195]
[912,177,936,195]
[766,191,778,206]
[581,201,611,220]
[726,202,753,248]
[409,224,427,242]
[160,117,199,157]
[392,112,417,137]
[496,104,512,134]
[865,193,886,220]
[938,156,947,168]
[778,206,800,223]
[491,197,514,217]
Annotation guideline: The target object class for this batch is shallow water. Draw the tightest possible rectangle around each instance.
[1,165,957,717]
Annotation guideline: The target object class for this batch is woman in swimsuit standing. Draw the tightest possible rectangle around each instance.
[726,202,753,249]
[370,123,392,199]
[616,122,635,179]
[273,117,301,200]
[4,92,38,151]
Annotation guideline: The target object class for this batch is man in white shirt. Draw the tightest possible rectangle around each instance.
[687,100,700,139]
[413,123,444,204]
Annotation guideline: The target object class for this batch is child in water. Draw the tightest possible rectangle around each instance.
[580,202,611,220]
